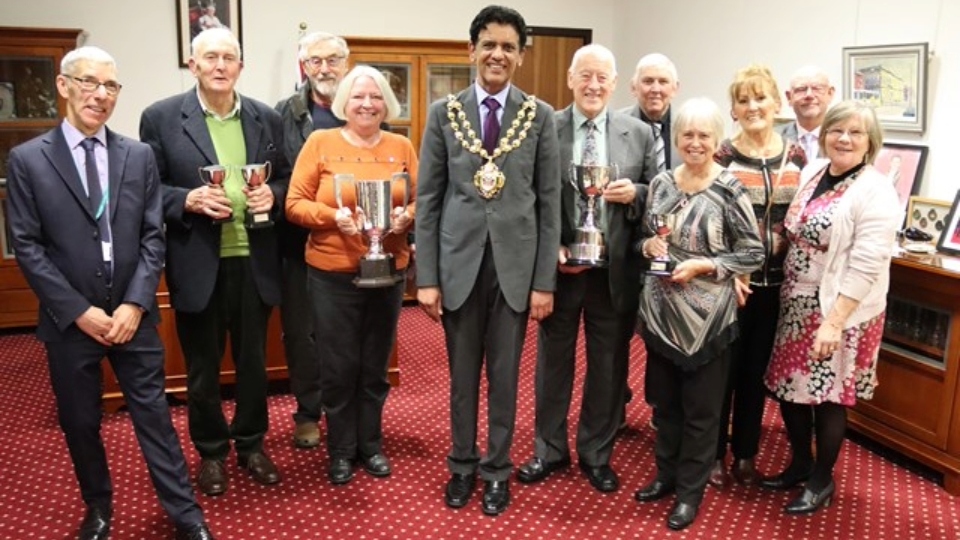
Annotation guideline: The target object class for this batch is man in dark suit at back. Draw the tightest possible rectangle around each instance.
[777,66,835,160]
[139,27,289,497]
[416,4,561,517]
[517,43,656,494]
[7,46,214,540]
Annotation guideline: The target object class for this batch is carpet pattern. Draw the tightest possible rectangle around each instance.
[0,307,957,539]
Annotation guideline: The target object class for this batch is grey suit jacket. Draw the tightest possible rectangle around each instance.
[416,85,561,313]
[7,126,164,341]
[777,121,798,143]
[620,104,682,171]
[556,106,656,314]
[139,89,289,313]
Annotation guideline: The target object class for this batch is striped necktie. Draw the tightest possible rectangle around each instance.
[652,122,666,172]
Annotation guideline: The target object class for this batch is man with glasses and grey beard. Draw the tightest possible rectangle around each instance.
[778,66,835,160]
[275,31,351,451]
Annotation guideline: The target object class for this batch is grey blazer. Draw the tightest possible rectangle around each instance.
[620,104,682,171]
[556,106,656,314]
[416,85,561,313]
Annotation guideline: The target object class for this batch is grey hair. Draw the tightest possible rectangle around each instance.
[632,53,678,83]
[61,46,116,75]
[672,97,725,147]
[568,44,617,76]
[191,27,242,60]
[298,32,349,61]
[819,100,883,164]
[331,65,402,122]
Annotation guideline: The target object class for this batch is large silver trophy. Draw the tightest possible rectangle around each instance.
[240,161,273,229]
[198,165,232,224]
[566,163,618,267]
[335,172,411,288]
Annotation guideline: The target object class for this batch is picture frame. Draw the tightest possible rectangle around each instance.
[874,142,928,215]
[906,196,951,245]
[0,82,15,120]
[842,42,928,133]
[176,0,243,68]
[367,63,411,120]
[937,190,960,256]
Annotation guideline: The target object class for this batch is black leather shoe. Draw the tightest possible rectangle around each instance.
[634,480,675,502]
[517,456,570,484]
[328,457,355,485]
[79,506,112,540]
[707,459,731,489]
[444,473,476,508]
[239,452,281,485]
[667,502,699,531]
[176,522,216,540]
[760,464,814,491]
[481,480,510,516]
[579,462,619,493]
[361,453,392,477]
[732,458,761,485]
[197,459,228,496]
[785,481,835,515]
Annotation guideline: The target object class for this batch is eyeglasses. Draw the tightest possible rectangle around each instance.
[791,84,829,96]
[304,56,345,69]
[69,76,122,96]
[825,128,867,140]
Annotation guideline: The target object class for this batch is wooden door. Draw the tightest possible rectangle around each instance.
[512,27,591,111]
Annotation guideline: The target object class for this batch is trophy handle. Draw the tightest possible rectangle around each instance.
[263,160,272,183]
[568,161,579,193]
[334,173,354,209]
[392,172,411,210]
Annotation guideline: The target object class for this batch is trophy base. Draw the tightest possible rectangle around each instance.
[569,231,606,267]
[245,211,274,229]
[646,258,676,277]
[565,257,608,268]
[354,256,403,288]
[212,213,233,225]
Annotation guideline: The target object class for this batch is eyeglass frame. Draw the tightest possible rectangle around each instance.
[67,76,123,96]
[790,84,832,96]
[824,128,867,140]
[303,55,346,69]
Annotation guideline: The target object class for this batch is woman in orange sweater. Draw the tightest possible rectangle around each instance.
[286,65,417,485]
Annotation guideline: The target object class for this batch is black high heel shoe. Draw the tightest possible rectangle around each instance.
[760,464,814,491]
[784,481,835,515]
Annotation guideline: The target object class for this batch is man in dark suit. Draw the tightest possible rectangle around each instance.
[777,66,835,160]
[416,5,561,516]
[7,46,214,540]
[139,28,289,497]
[517,44,656,493]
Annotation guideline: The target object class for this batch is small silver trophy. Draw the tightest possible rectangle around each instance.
[566,163,618,267]
[645,214,676,276]
[198,165,232,224]
[240,161,273,229]
[334,172,411,288]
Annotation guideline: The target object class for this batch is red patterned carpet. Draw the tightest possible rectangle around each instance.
[0,307,957,539]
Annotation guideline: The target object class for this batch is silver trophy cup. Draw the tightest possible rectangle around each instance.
[567,163,618,267]
[646,214,676,276]
[335,172,411,287]
[240,161,273,229]
[198,165,233,224]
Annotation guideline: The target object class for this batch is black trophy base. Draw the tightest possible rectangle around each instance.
[565,257,609,268]
[245,211,274,229]
[354,256,403,288]
[212,213,234,225]
[646,257,676,277]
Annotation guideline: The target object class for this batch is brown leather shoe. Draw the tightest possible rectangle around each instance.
[239,452,281,485]
[197,459,228,496]
[707,459,731,489]
[732,458,761,486]
[293,422,320,449]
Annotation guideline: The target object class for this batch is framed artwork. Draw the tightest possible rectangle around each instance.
[0,83,15,120]
[906,196,951,244]
[177,0,243,68]
[874,142,928,215]
[937,190,960,256]
[842,42,928,133]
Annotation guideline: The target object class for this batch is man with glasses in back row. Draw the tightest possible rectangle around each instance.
[7,46,214,540]
[274,31,350,451]
[777,66,835,160]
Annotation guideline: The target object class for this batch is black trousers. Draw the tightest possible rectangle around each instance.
[442,244,528,481]
[647,347,730,506]
[280,254,321,425]
[533,268,632,466]
[717,285,780,460]
[46,329,204,528]
[308,267,403,460]
[175,256,272,460]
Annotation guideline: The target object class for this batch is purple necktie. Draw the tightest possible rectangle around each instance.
[482,96,501,154]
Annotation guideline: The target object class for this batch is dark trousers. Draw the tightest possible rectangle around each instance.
[442,244,528,481]
[647,347,730,506]
[717,285,780,460]
[46,329,203,528]
[281,255,321,425]
[307,268,403,460]
[534,268,632,466]
[175,256,272,460]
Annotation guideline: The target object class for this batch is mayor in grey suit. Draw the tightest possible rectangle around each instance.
[139,28,289,497]
[7,47,213,540]
[518,44,656,494]
[415,5,561,516]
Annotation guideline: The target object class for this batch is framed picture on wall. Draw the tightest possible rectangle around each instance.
[176,0,243,68]
[937,191,960,255]
[906,196,952,245]
[842,42,928,133]
[875,142,928,215]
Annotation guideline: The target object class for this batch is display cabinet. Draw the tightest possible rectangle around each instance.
[849,253,960,495]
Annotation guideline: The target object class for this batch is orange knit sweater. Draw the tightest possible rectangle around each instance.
[285,128,418,272]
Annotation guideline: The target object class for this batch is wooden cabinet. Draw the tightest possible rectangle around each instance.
[848,254,960,495]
